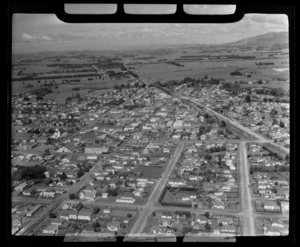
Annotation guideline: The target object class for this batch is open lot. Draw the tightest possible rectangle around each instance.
[137,166,163,179]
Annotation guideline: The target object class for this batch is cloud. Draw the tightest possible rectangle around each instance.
[47,34,85,42]
[21,33,36,40]
[19,33,54,43]
[248,14,288,25]
[41,35,52,41]
[15,33,84,43]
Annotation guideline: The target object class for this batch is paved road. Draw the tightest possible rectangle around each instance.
[180,96,289,153]
[239,142,255,236]
[16,159,103,236]
[129,143,185,234]
[12,196,53,204]
[147,143,185,206]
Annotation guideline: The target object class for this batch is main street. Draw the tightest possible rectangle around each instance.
[179,95,289,153]
[129,142,185,235]
[238,142,255,236]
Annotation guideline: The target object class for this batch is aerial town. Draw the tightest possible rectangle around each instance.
[11,16,290,242]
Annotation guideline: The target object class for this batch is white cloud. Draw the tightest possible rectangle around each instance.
[41,36,52,41]
[21,33,36,40]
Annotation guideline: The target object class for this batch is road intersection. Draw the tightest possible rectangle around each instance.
[13,88,289,237]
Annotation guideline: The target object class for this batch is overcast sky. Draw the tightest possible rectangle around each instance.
[12,5,288,53]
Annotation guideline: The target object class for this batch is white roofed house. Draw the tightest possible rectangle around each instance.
[14,182,28,192]
[51,129,61,139]
[39,190,56,198]
[79,186,97,201]
[42,224,59,235]
[116,192,135,204]
[168,179,187,187]
[85,145,109,154]
[56,143,76,153]
[77,209,93,221]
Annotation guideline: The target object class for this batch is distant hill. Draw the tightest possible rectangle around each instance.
[224,31,288,46]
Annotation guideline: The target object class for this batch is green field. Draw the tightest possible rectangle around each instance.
[137,166,163,179]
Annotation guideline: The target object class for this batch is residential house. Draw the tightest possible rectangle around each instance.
[26,204,43,217]
[220,225,236,233]
[168,179,187,187]
[212,200,225,210]
[159,217,172,227]
[39,190,56,198]
[59,210,74,220]
[161,211,173,219]
[218,216,233,225]
[79,186,97,201]
[69,210,78,220]
[50,218,65,226]
[42,224,59,235]
[103,208,111,214]
[116,192,135,204]
[77,209,93,221]
[107,221,121,231]
[85,145,109,154]
[56,143,76,153]
[195,215,207,224]
[109,177,119,189]
[14,182,28,192]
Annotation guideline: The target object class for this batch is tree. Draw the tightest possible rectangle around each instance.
[69,193,76,200]
[43,178,53,186]
[93,207,100,214]
[219,120,226,128]
[77,169,84,178]
[285,154,290,164]
[205,222,211,231]
[204,212,210,218]
[245,95,251,103]
[49,212,56,218]
[279,121,285,128]
[72,223,79,230]
[127,213,133,218]
[218,156,222,166]
[60,172,67,180]
[18,165,46,180]
[83,166,90,172]
[92,222,100,228]
[113,84,121,90]
[66,180,73,186]
[205,154,212,160]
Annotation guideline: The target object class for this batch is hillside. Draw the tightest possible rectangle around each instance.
[225,31,288,46]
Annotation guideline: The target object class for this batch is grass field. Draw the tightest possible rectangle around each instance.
[11,48,290,95]
[137,166,163,179]
[133,56,289,88]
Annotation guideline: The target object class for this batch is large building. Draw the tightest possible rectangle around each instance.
[115,192,135,204]
[85,145,109,154]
